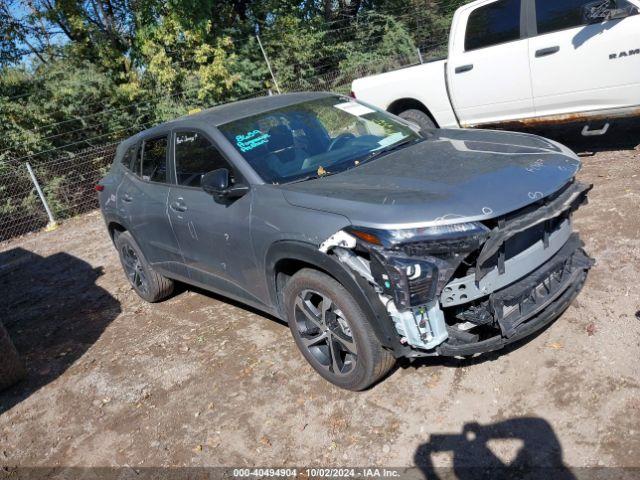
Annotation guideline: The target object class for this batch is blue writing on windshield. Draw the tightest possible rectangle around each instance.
[236,130,270,152]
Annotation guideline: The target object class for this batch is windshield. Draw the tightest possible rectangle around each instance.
[218,96,423,184]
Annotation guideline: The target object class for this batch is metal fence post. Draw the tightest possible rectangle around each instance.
[25,162,58,232]
[417,48,424,64]
[256,34,281,94]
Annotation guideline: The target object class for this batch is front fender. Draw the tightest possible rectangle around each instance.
[265,240,407,357]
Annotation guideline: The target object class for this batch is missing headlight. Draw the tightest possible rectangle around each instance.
[370,254,440,310]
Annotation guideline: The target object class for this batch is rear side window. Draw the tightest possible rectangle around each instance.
[465,0,522,51]
[120,144,138,171]
[536,0,638,35]
[174,131,231,188]
[141,136,168,183]
[131,144,142,176]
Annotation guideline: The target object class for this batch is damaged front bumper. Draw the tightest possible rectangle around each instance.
[437,234,593,357]
[321,180,594,358]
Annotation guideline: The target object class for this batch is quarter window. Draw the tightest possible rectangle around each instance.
[536,0,638,35]
[131,144,142,175]
[121,144,138,171]
[174,131,230,188]
[465,0,522,51]
[141,136,168,183]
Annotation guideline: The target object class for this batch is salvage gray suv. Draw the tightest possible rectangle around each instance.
[98,92,593,390]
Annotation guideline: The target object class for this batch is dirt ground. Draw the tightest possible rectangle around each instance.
[0,144,639,474]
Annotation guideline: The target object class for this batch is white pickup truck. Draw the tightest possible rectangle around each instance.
[352,0,640,137]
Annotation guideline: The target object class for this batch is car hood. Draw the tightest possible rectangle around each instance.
[280,128,581,229]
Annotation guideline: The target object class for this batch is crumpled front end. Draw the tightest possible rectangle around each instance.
[320,180,595,357]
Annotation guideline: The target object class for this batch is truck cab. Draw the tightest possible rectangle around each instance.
[352,0,640,136]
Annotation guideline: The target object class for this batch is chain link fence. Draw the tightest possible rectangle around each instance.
[1,143,118,241]
[0,51,425,243]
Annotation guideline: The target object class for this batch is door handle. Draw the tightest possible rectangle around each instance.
[455,64,474,74]
[122,194,133,203]
[170,198,187,213]
[535,46,560,58]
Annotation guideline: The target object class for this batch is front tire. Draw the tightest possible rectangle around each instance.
[283,269,395,391]
[115,231,174,303]
[398,109,436,131]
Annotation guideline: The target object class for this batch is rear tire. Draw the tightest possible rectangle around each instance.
[283,269,395,391]
[399,109,437,131]
[115,231,174,303]
[0,321,26,391]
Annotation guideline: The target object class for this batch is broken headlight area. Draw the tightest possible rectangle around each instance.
[345,222,490,254]
[346,222,490,309]
[325,222,491,352]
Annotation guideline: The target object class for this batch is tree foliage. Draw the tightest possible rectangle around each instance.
[0,0,464,236]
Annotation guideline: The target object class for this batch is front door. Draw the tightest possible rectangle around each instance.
[167,130,260,304]
[447,0,534,126]
[529,0,640,117]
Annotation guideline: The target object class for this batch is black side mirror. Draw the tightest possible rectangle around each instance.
[201,168,249,200]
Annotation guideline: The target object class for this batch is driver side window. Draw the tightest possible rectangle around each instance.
[174,131,231,188]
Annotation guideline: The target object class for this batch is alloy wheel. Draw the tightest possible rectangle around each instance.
[120,244,149,295]
[294,289,358,376]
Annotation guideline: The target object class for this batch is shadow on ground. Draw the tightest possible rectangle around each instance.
[414,417,575,479]
[0,247,121,415]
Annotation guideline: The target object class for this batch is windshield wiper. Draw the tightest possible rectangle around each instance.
[285,138,421,184]
[358,137,420,165]
[287,169,340,184]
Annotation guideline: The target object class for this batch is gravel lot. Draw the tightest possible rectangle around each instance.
[0,143,639,473]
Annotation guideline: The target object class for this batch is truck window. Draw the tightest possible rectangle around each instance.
[536,0,638,35]
[465,0,521,51]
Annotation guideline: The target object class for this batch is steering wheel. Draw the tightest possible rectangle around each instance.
[328,133,356,152]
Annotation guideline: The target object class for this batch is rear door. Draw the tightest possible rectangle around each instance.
[118,133,185,278]
[529,0,640,117]
[447,0,534,126]
[167,129,260,304]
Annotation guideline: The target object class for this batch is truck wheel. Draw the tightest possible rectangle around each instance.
[399,109,436,131]
[115,231,174,303]
[283,269,395,391]
[0,321,26,391]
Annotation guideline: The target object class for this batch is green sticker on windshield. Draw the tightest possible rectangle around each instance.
[235,130,270,152]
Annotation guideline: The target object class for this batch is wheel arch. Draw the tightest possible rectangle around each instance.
[387,98,439,127]
[107,221,127,243]
[265,241,404,356]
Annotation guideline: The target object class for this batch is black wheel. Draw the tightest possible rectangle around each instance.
[398,109,437,131]
[283,269,395,391]
[0,321,26,391]
[115,231,174,303]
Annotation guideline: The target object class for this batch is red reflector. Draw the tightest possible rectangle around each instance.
[95,184,104,192]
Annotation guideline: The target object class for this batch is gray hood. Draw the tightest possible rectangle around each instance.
[280,129,581,229]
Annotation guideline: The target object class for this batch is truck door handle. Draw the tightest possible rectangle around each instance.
[535,46,560,58]
[455,64,474,74]
[122,194,133,203]
[170,198,187,213]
